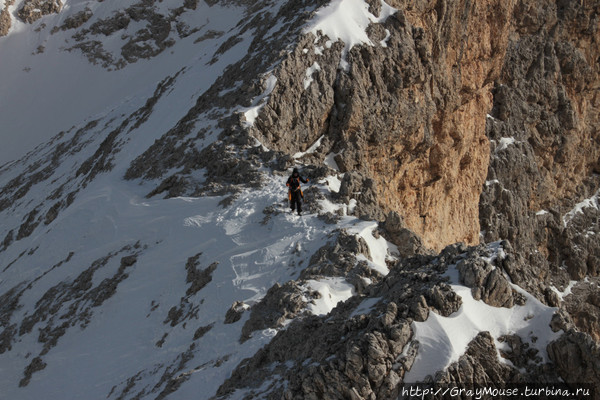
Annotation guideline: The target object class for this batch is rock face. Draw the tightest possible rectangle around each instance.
[252,0,516,251]
[209,1,600,395]
[478,0,600,342]
[481,0,600,283]
[17,0,62,24]
[547,330,600,391]
[0,1,14,37]
[214,245,565,399]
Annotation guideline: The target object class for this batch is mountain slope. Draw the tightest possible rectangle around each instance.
[1,0,599,399]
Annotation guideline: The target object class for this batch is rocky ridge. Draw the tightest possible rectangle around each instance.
[215,244,584,399]
[0,0,599,398]
[212,0,600,396]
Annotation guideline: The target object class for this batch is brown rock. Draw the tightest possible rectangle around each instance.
[0,2,13,37]
[547,331,600,394]
[17,0,62,24]
[253,0,516,251]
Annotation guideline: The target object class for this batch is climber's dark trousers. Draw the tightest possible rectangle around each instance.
[290,191,302,214]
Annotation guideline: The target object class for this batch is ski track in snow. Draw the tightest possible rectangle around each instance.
[0,1,362,397]
[0,0,570,398]
[0,166,395,399]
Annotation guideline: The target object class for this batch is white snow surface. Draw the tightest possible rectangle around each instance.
[495,137,516,152]
[405,264,561,382]
[304,0,396,69]
[0,1,566,398]
[551,280,578,300]
[304,277,355,316]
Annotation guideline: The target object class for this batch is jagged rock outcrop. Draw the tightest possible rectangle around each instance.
[215,244,546,399]
[548,330,600,394]
[456,247,522,308]
[0,0,15,36]
[381,211,431,257]
[240,281,308,343]
[17,0,62,24]
[224,301,249,325]
[563,278,600,342]
[434,332,525,389]
[478,0,600,345]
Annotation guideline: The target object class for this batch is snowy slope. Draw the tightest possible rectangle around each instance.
[0,1,400,398]
[0,1,316,398]
[0,169,384,399]
[0,0,246,166]
[0,0,573,398]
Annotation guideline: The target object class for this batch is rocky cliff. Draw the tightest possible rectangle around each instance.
[251,0,516,251]
[217,0,600,397]
[1,0,599,399]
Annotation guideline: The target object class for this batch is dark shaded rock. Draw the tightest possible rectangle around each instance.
[19,357,47,387]
[120,255,137,267]
[548,331,600,394]
[224,301,248,324]
[240,281,307,342]
[51,8,92,33]
[185,253,218,296]
[193,324,214,340]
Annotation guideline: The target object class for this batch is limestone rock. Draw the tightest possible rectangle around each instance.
[547,331,600,394]
[240,281,307,342]
[457,256,515,308]
[301,230,383,293]
[479,0,600,300]
[382,211,431,257]
[17,0,62,24]
[434,332,518,387]
[563,279,600,341]
[0,1,14,37]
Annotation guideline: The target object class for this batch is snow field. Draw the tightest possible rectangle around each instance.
[0,166,400,399]
[0,0,248,165]
[303,0,397,69]
[405,251,561,382]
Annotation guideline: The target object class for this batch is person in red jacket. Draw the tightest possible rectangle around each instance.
[286,168,309,215]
